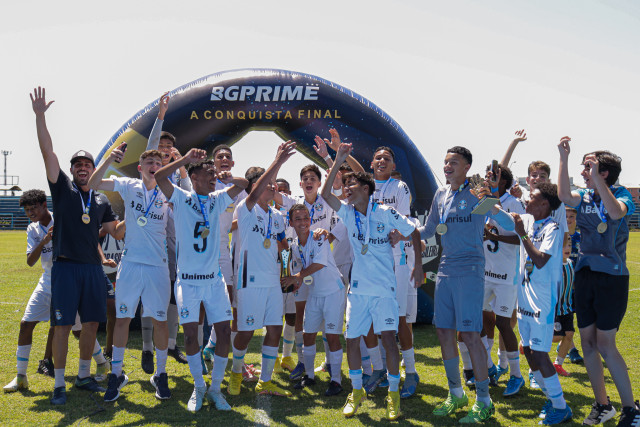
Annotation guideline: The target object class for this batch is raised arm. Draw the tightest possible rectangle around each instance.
[325,129,365,173]
[216,171,249,199]
[155,148,206,200]
[246,141,297,211]
[556,137,582,208]
[146,92,170,150]
[313,135,334,169]
[88,142,126,191]
[30,87,60,183]
[321,142,352,212]
[500,129,527,168]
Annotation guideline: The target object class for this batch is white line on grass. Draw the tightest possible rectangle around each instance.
[0,301,21,305]
[253,395,272,426]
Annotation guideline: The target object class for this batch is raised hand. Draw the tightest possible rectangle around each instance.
[110,142,127,163]
[170,147,183,162]
[328,128,342,151]
[30,87,54,115]
[511,213,526,237]
[313,135,329,159]
[583,153,600,177]
[335,142,352,163]
[557,136,571,159]
[313,228,329,241]
[217,170,233,184]
[158,92,170,120]
[510,181,523,198]
[275,140,297,164]
[513,129,527,144]
[184,148,207,163]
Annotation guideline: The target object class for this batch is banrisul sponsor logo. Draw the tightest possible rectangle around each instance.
[210,85,319,102]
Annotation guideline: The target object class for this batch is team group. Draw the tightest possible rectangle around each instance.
[4,88,638,426]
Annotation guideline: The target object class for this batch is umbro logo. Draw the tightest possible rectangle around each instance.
[385,318,394,325]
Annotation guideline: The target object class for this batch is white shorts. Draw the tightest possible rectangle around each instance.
[345,293,398,339]
[22,281,51,323]
[304,289,346,334]
[176,280,232,325]
[405,292,418,324]
[237,286,284,331]
[116,261,170,321]
[220,252,233,286]
[395,264,411,317]
[518,317,554,352]
[483,281,518,317]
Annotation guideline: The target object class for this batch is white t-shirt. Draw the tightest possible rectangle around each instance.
[236,199,287,288]
[281,193,335,234]
[373,178,411,261]
[517,214,563,324]
[484,192,526,285]
[216,179,247,259]
[329,215,353,267]
[336,201,416,299]
[101,233,124,276]
[27,215,54,291]
[169,186,232,286]
[113,177,169,266]
[290,230,344,297]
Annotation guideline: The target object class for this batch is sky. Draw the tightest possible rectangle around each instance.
[3,0,640,196]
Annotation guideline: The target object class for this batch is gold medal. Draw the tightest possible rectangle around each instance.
[81,213,90,224]
[361,244,369,255]
[597,222,608,234]
[525,259,534,274]
[201,228,210,238]
[137,216,148,227]
[303,276,314,286]
[263,238,271,249]
[436,223,448,235]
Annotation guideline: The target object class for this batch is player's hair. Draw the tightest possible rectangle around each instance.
[212,144,232,159]
[276,178,290,190]
[139,150,163,163]
[300,164,322,181]
[338,162,352,173]
[19,189,47,207]
[527,161,551,177]
[391,170,402,180]
[288,203,309,220]
[583,151,622,186]
[446,146,472,165]
[342,171,376,197]
[486,163,513,190]
[245,166,265,193]
[159,131,176,145]
[565,206,577,214]
[374,146,396,162]
[187,159,215,177]
[536,183,562,212]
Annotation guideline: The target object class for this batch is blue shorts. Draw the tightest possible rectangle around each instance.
[434,274,484,332]
[51,260,107,326]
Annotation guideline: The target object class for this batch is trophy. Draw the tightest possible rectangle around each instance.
[469,165,499,215]
[280,249,294,293]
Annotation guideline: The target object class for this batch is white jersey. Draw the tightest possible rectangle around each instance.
[336,201,416,299]
[236,199,286,289]
[329,215,353,266]
[484,192,526,286]
[26,215,54,292]
[113,177,169,266]
[100,233,124,276]
[373,178,411,261]
[290,230,344,298]
[169,186,232,286]
[281,193,334,233]
[517,214,563,325]
[216,179,247,259]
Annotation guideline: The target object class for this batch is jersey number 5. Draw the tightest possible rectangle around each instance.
[194,221,208,253]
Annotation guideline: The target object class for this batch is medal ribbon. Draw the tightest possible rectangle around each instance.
[73,183,93,218]
[354,198,374,251]
[439,180,467,226]
[297,236,309,269]
[524,217,554,281]
[307,195,319,225]
[195,193,210,230]
[141,186,159,220]
[590,188,613,226]
[265,207,273,241]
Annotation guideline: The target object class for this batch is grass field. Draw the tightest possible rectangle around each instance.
[0,230,638,426]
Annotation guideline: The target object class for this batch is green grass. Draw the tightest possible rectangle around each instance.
[0,230,638,426]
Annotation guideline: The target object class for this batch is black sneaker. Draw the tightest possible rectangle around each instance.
[104,372,128,402]
[75,376,106,393]
[141,350,155,374]
[103,351,112,363]
[463,369,475,389]
[167,346,188,364]
[50,386,67,405]
[617,402,640,427]
[325,380,343,396]
[151,373,171,400]
[293,375,316,390]
[37,359,55,378]
[583,398,616,425]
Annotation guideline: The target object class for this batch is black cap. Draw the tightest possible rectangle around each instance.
[70,150,95,167]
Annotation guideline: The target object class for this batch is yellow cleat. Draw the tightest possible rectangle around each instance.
[279,356,296,372]
[3,375,28,393]
[273,356,283,374]
[386,390,401,420]
[255,380,291,396]
[227,372,243,396]
[343,388,366,418]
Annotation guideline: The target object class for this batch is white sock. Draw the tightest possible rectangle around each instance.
[303,344,316,379]
[197,324,204,348]
[544,373,567,409]
[555,355,565,366]
[401,348,416,374]
[141,317,154,352]
[360,338,372,375]
[54,368,66,388]
[532,370,549,398]
[330,349,343,384]
[168,338,177,350]
[259,345,278,382]
[206,329,217,349]
[497,348,508,369]
[231,346,247,373]
[92,340,107,364]
[210,355,228,391]
[323,334,330,364]
[369,345,383,371]
[282,323,295,358]
[111,346,125,377]
[458,342,473,370]
[388,373,401,392]
[295,331,304,361]
[481,336,493,368]
[167,303,179,349]
[349,369,363,390]
[155,347,168,375]
[507,351,521,378]
[16,345,31,376]
[78,358,91,379]
[231,331,238,348]
[187,353,205,388]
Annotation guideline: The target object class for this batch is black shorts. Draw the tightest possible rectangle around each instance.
[553,312,575,336]
[51,260,107,326]
[170,280,176,305]
[574,267,629,331]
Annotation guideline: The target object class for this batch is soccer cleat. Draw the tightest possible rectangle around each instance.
[227,372,243,396]
[273,356,283,373]
[553,363,570,377]
[616,402,640,427]
[95,361,110,382]
[459,399,495,423]
[325,380,343,396]
[386,390,401,420]
[433,391,469,416]
[567,347,584,364]
[541,405,572,425]
[104,372,128,402]
[50,386,67,405]
[464,369,475,389]
[75,376,106,393]
[151,373,171,400]
[343,388,366,418]
[400,372,419,399]
[539,400,552,419]
[314,361,332,376]
[488,364,499,386]
[206,389,231,411]
[495,365,509,382]
[279,356,296,372]
[529,371,541,389]
[503,375,525,397]
[167,346,188,364]
[243,364,259,382]
[364,369,387,394]
[3,375,28,392]
[294,375,316,390]
[37,359,55,377]
[289,362,305,381]
[582,398,616,425]
[255,380,292,396]
[141,350,155,375]
[202,346,215,362]
[187,385,207,412]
